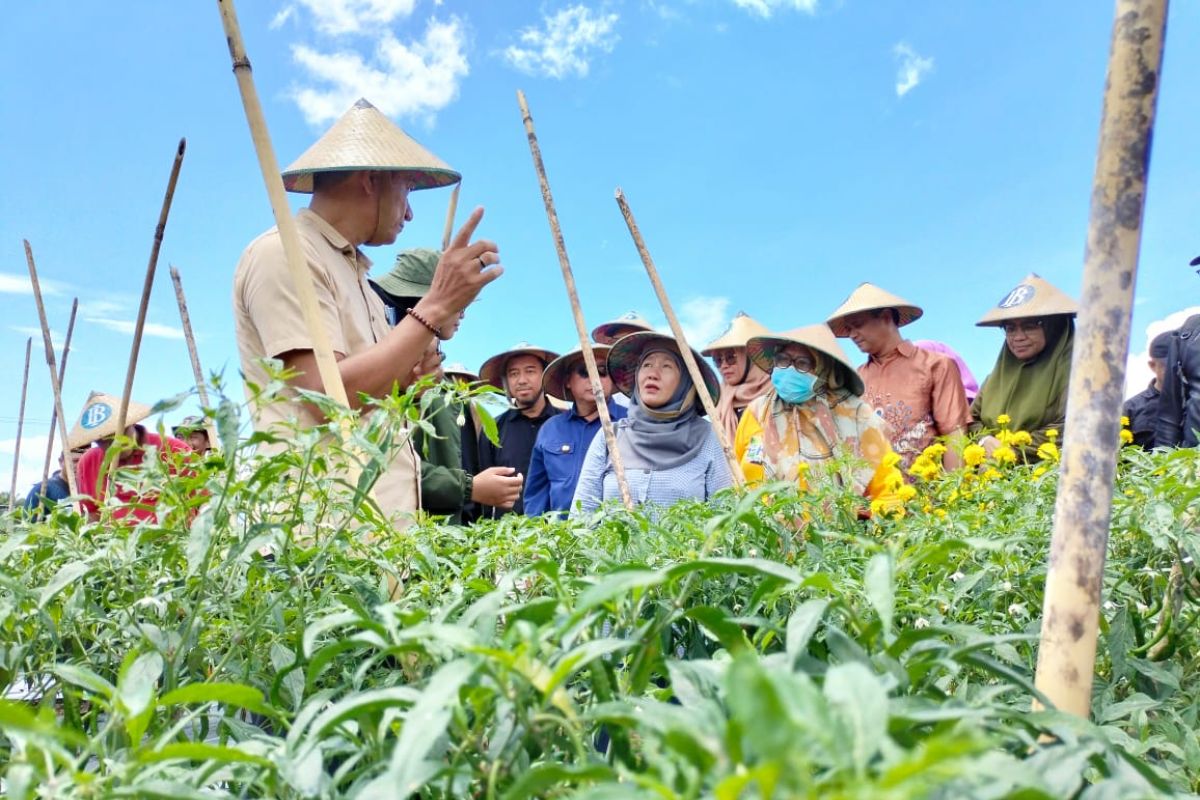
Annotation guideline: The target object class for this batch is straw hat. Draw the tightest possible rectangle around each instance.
[976,273,1078,327]
[172,415,205,436]
[826,283,923,337]
[542,345,613,402]
[282,99,460,193]
[702,312,771,355]
[375,248,439,298]
[442,362,479,383]
[68,391,153,450]
[478,342,560,390]
[747,324,865,396]
[607,332,720,411]
[591,312,654,345]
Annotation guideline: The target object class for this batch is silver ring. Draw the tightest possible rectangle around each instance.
[477,255,487,269]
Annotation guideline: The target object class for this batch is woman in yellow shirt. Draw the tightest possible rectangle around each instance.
[735,324,901,502]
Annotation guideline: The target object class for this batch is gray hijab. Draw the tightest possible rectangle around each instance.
[616,348,712,470]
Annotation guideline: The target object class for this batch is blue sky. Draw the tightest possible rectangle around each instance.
[2,0,1198,494]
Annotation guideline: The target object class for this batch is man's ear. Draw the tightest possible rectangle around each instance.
[358,170,379,196]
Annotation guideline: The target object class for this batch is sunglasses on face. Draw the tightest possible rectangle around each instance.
[711,352,740,366]
[1002,320,1043,336]
[574,365,608,378]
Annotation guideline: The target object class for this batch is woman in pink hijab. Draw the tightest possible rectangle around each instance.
[913,340,979,404]
[703,313,775,443]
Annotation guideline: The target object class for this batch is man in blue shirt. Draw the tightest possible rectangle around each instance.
[524,346,627,517]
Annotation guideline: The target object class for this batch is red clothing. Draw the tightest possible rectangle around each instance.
[75,432,192,521]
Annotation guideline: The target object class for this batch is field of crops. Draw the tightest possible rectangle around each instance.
[1,385,1199,798]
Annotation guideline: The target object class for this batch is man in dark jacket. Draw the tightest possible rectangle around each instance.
[1124,331,1173,449]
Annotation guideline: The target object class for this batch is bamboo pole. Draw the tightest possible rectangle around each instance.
[613,189,745,487]
[516,90,633,511]
[8,338,32,507]
[116,138,186,437]
[38,299,78,495]
[24,242,77,497]
[1033,0,1168,718]
[216,0,350,411]
[440,182,461,251]
[169,266,219,451]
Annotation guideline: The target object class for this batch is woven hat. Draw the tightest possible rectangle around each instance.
[976,273,1078,327]
[607,332,720,411]
[375,248,440,298]
[826,283,923,337]
[479,342,560,391]
[172,415,205,436]
[68,391,153,450]
[443,362,479,383]
[542,345,613,402]
[702,312,771,355]
[282,99,460,193]
[747,324,865,396]
[592,312,654,345]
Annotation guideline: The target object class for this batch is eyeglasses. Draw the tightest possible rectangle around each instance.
[1002,320,1043,336]
[773,353,815,372]
[711,352,740,366]
[574,365,608,378]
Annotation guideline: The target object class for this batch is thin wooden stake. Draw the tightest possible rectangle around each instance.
[8,338,32,507]
[116,138,187,437]
[24,241,77,497]
[170,266,219,451]
[39,299,78,495]
[516,90,633,511]
[1033,0,1168,718]
[441,182,461,251]
[614,188,745,487]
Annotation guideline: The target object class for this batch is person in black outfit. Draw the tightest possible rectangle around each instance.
[1124,330,1173,449]
[466,343,559,518]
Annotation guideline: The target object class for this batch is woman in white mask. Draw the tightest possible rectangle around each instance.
[734,324,901,504]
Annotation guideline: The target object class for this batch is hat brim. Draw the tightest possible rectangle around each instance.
[479,347,560,390]
[606,332,720,412]
[747,327,865,396]
[827,305,923,338]
[542,347,612,402]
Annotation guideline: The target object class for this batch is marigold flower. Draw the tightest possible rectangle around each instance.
[982,468,1002,481]
[1032,466,1048,479]
[1037,442,1059,462]
[992,445,1017,465]
[1119,429,1134,445]
[897,484,918,502]
[996,414,1012,427]
[1046,429,1059,441]
[963,444,986,467]
[921,443,947,460]
[882,452,902,470]
[1120,415,1130,428]
[1010,430,1033,448]
[907,456,941,482]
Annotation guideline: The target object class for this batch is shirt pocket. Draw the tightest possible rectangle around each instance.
[544,442,578,485]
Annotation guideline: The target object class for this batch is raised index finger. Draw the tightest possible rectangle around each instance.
[451,206,485,250]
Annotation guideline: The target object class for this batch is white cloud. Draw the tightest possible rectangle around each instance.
[894,42,933,97]
[730,0,817,19]
[270,5,297,30]
[289,0,416,36]
[0,272,64,296]
[503,5,620,79]
[85,318,184,340]
[290,17,469,126]
[1125,306,1200,398]
[655,296,732,349]
[9,326,65,350]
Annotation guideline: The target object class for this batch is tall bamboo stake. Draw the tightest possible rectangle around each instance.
[169,266,219,451]
[1033,0,1168,718]
[39,299,78,494]
[614,189,745,486]
[8,338,32,507]
[441,182,461,251]
[216,0,350,411]
[116,138,187,437]
[24,241,77,497]
[516,90,633,511]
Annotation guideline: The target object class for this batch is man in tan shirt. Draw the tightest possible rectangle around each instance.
[827,284,969,470]
[233,98,501,521]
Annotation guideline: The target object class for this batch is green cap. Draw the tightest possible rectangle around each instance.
[375,248,441,298]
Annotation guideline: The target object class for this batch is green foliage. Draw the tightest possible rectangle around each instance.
[1,384,1199,798]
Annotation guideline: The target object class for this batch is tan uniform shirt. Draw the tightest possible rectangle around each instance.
[233,208,419,519]
[858,341,971,467]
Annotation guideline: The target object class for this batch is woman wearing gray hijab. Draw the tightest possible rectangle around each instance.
[570,332,732,517]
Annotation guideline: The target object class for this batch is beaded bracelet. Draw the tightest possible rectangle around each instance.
[406,307,443,338]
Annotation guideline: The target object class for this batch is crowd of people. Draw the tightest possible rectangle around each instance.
[16,98,1190,525]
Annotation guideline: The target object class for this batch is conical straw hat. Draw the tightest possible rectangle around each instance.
[591,312,654,345]
[442,362,479,383]
[976,273,1078,327]
[746,324,865,396]
[542,345,613,402]
[478,342,560,391]
[282,99,460,193]
[606,332,720,411]
[68,391,153,450]
[702,312,771,355]
[826,283,923,337]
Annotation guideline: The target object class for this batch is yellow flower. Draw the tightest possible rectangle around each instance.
[1120,415,1130,428]
[996,414,1012,427]
[1032,466,1048,479]
[992,445,1017,465]
[996,429,1014,445]
[1037,442,1060,462]
[1119,429,1134,445]
[921,442,947,460]
[934,509,947,518]
[981,468,1002,481]
[882,451,902,470]
[963,443,986,467]
[1010,430,1033,448]
[907,456,941,482]
[897,484,918,502]
[797,462,810,473]
[1046,429,1059,441]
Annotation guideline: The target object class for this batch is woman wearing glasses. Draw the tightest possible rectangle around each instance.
[970,274,1078,455]
[702,312,774,445]
[570,332,731,517]
[734,324,899,502]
